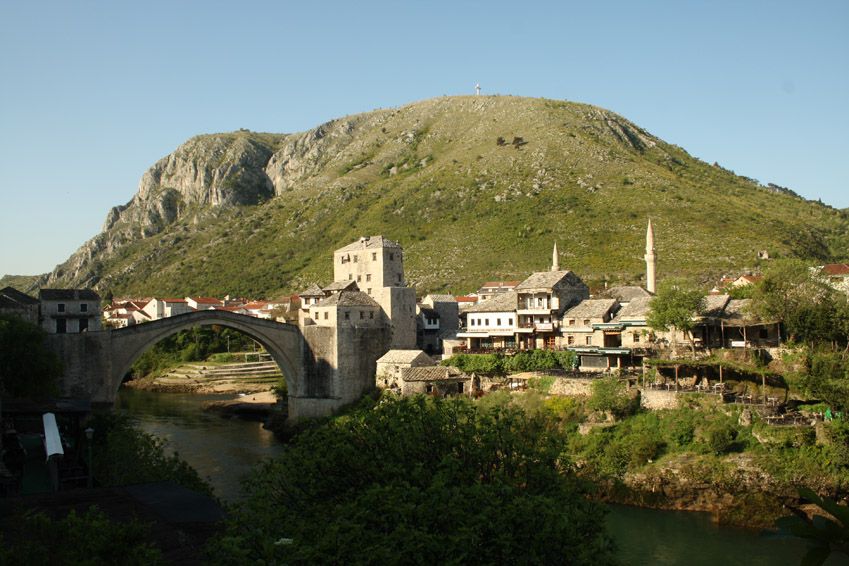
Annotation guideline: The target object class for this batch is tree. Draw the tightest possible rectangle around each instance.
[750,259,834,344]
[210,396,617,565]
[646,279,706,357]
[0,314,62,397]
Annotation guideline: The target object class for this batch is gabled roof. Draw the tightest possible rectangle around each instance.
[822,264,849,276]
[39,289,100,301]
[377,349,435,365]
[0,286,38,306]
[718,299,765,326]
[612,296,653,322]
[477,281,521,292]
[596,286,652,302]
[516,270,585,292]
[299,284,326,297]
[419,307,440,319]
[316,290,380,308]
[563,299,618,320]
[465,290,518,313]
[188,297,224,305]
[323,280,359,292]
[401,366,468,382]
[702,294,731,319]
[425,294,457,303]
[335,236,402,253]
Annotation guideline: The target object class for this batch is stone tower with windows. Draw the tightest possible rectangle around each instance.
[333,236,416,348]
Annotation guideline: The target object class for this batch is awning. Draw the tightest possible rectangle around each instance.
[43,412,64,459]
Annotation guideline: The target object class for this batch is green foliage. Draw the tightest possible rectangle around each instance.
[87,413,214,496]
[0,506,162,566]
[801,351,849,411]
[211,396,616,566]
[443,349,577,376]
[129,326,258,379]
[0,314,61,397]
[646,278,707,356]
[588,376,638,420]
[704,420,739,455]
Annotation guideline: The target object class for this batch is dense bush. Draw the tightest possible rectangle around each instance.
[442,349,576,376]
[211,396,616,566]
[0,314,62,397]
[0,506,161,566]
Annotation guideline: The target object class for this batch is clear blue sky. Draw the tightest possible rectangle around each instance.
[2,0,847,276]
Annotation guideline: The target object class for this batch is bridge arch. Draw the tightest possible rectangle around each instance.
[109,311,304,401]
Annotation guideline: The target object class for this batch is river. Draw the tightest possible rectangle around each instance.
[115,387,846,565]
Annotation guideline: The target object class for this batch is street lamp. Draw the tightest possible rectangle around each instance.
[85,427,94,488]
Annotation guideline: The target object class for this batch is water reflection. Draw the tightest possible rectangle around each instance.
[114,387,283,502]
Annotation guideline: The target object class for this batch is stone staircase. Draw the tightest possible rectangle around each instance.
[156,361,283,384]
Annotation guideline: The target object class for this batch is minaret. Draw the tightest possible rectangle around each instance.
[645,219,657,293]
[552,241,560,271]
[476,83,481,95]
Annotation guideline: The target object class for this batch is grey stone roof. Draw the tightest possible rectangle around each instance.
[38,289,100,301]
[335,235,402,253]
[298,284,325,297]
[401,366,468,382]
[597,286,652,302]
[702,295,731,318]
[419,307,439,319]
[323,280,358,292]
[516,270,584,292]
[316,290,380,308]
[425,294,456,303]
[377,349,435,365]
[612,296,653,322]
[563,299,618,320]
[0,287,38,305]
[719,299,768,326]
[465,290,518,313]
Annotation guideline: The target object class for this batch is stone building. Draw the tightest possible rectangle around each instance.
[416,294,459,355]
[395,366,470,397]
[332,236,416,348]
[38,289,102,334]
[515,270,589,349]
[375,349,437,389]
[0,286,39,324]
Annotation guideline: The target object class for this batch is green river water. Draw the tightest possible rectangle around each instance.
[115,387,848,565]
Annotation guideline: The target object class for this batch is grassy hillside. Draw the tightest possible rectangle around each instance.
[20,96,849,299]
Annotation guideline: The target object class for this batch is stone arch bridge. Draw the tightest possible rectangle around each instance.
[46,310,390,420]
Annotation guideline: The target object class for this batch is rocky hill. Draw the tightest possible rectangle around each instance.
[8,96,849,298]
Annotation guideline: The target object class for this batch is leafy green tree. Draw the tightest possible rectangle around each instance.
[211,396,617,566]
[0,506,162,566]
[647,278,707,357]
[750,259,835,344]
[587,376,639,421]
[0,314,62,397]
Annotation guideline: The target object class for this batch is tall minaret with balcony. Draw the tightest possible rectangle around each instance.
[552,241,560,271]
[645,219,658,293]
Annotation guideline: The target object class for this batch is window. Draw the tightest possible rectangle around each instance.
[80,303,88,313]
[389,253,394,261]
[372,252,377,261]
[357,275,362,282]
[569,319,575,326]
[366,274,371,282]
[470,319,475,326]
[79,318,88,332]
[397,273,402,282]
[344,311,350,320]
[586,336,592,345]
[348,274,352,280]
[508,318,513,326]
[56,319,66,333]
[58,303,66,313]
[633,333,640,343]
[360,311,364,319]
[324,312,328,320]
[583,319,590,326]
[567,335,574,345]
[485,318,489,326]
[497,318,501,326]
[370,312,374,319]
[353,255,358,263]
[367,288,372,295]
